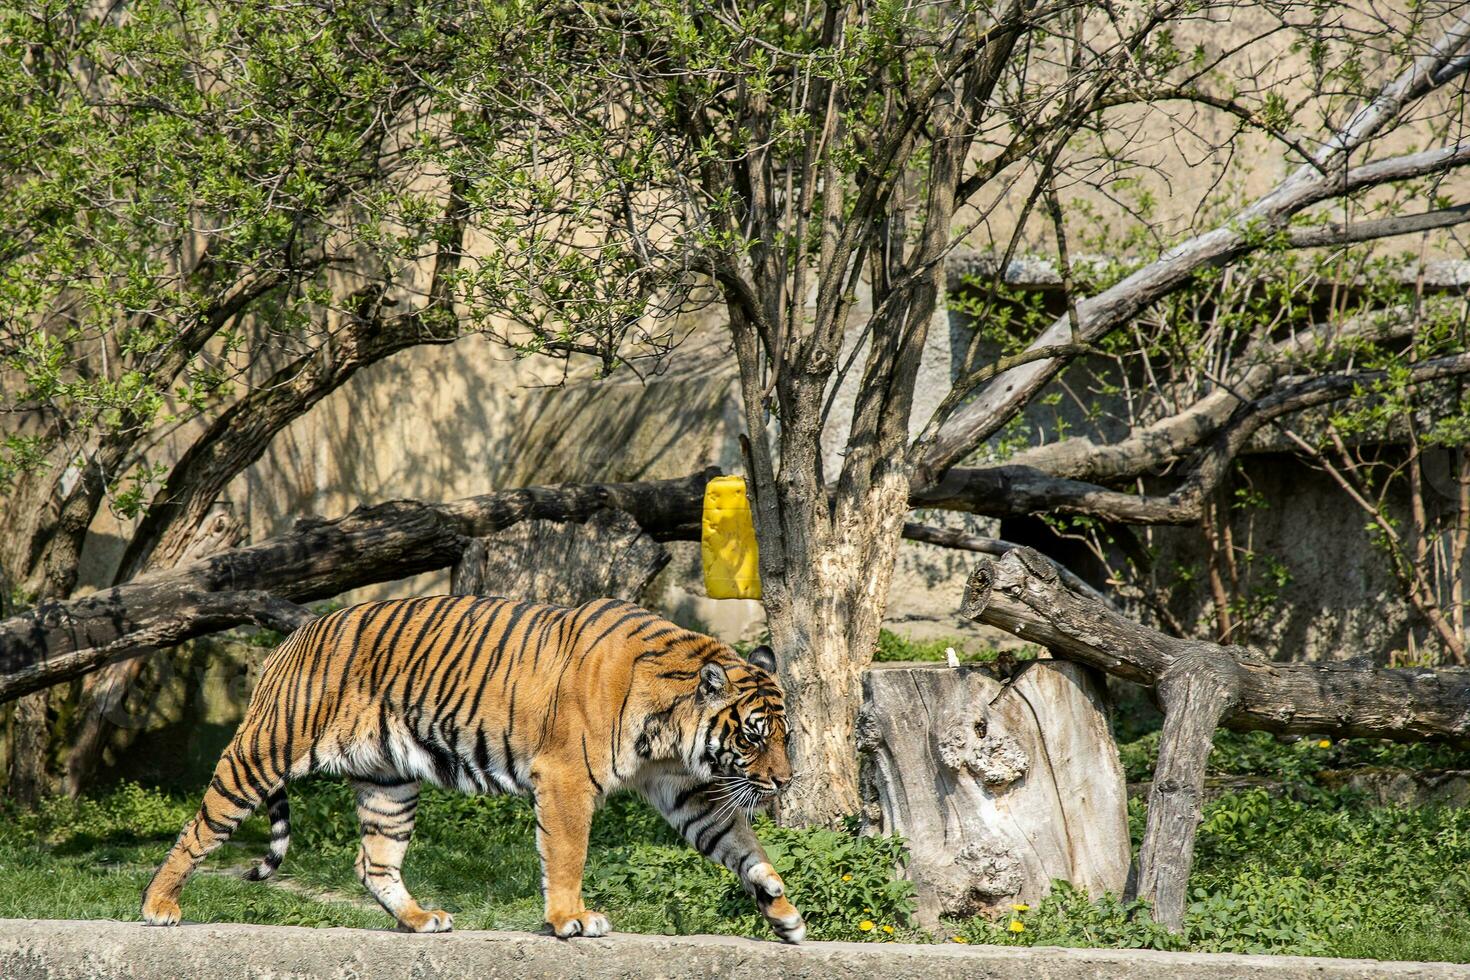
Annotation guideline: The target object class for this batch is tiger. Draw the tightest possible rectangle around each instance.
[140,595,806,943]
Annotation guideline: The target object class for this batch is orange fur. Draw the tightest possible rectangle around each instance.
[141,596,805,942]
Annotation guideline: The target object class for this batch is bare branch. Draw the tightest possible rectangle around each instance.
[917,11,1470,485]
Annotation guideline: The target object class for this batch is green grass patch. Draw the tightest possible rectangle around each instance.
[6,749,1470,959]
[957,730,1470,960]
[872,629,1042,664]
[7,635,1470,960]
[0,779,913,942]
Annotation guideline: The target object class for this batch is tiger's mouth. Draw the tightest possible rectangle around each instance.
[711,775,781,814]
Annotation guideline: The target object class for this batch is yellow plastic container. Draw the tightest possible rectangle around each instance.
[701,476,762,599]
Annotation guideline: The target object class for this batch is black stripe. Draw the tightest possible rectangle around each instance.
[583,609,653,652]
[672,783,708,810]
[698,819,734,855]
[581,735,605,795]
[401,596,462,712]
[473,729,492,776]
[336,600,411,711]
[575,598,624,629]
[202,813,236,835]
[427,598,482,705]
[209,775,252,810]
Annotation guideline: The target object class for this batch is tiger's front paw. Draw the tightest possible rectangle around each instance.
[398,908,454,933]
[547,909,612,938]
[748,862,805,944]
[141,896,181,927]
[761,896,806,944]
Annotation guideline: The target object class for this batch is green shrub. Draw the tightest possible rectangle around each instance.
[954,882,1183,950]
[872,629,1042,664]
[874,630,966,662]
[587,816,916,941]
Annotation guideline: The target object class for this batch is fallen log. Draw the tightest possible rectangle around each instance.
[0,470,717,704]
[1,466,1099,706]
[452,508,670,603]
[959,547,1470,928]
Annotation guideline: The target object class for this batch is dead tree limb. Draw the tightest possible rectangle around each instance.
[0,464,1131,706]
[1136,653,1240,929]
[960,547,1470,927]
[902,522,1114,607]
[919,352,1470,525]
[2,589,316,706]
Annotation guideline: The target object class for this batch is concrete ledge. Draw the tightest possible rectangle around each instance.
[2,919,1467,979]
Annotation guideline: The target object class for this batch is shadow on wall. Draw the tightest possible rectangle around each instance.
[1133,455,1434,664]
[218,334,744,602]
[236,335,742,527]
[99,636,266,792]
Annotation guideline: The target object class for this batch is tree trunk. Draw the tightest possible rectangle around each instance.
[64,508,247,797]
[860,660,1130,928]
[960,546,1470,927]
[759,470,913,828]
[1136,653,1239,929]
[8,689,52,805]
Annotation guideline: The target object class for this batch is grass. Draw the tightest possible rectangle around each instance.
[873,629,1043,663]
[0,779,914,942]
[5,634,1470,960]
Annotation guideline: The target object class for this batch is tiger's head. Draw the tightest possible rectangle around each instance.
[689,645,792,806]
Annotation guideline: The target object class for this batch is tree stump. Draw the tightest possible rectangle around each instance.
[859,659,1130,928]
[451,507,670,604]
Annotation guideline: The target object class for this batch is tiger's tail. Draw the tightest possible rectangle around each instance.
[242,787,290,881]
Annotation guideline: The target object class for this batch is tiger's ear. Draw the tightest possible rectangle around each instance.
[698,662,729,700]
[746,644,777,674]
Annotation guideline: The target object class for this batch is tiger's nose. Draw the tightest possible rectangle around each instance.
[771,774,790,792]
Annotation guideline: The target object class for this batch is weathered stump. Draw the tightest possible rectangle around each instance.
[956,546,1470,929]
[451,507,670,604]
[859,659,1130,927]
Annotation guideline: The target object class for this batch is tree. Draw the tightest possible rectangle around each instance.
[4,0,1469,825]
[432,0,1470,824]
[0,0,474,796]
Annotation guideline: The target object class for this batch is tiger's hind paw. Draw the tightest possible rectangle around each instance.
[548,909,611,938]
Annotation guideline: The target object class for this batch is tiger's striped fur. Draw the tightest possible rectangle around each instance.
[140,595,805,942]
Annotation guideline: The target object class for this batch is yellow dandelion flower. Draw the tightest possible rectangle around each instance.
[1010,903,1029,912]
[858,920,875,932]
[1317,739,1332,748]
[882,925,895,934]
[842,874,853,882]
[1008,920,1026,933]
[952,935,969,944]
